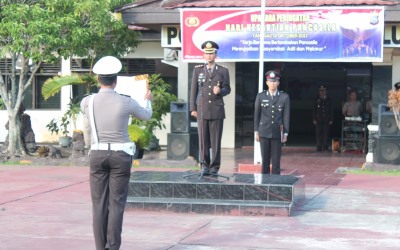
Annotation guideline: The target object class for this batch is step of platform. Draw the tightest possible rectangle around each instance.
[127,171,305,216]
[238,164,298,175]
[238,163,262,173]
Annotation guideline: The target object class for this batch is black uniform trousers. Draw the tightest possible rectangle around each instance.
[259,137,282,174]
[89,150,132,250]
[197,118,224,173]
[316,122,330,151]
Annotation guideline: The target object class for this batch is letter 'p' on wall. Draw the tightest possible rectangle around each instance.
[162,25,182,48]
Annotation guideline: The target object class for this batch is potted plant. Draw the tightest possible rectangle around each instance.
[45,115,72,147]
[42,73,98,148]
[128,124,151,159]
[46,118,60,136]
[58,115,72,147]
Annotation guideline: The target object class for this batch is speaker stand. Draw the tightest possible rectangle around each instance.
[182,170,230,180]
[182,161,230,180]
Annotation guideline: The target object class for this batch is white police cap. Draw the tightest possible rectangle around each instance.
[93,56,122,76]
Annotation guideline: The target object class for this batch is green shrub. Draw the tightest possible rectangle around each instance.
[128,125,151,149]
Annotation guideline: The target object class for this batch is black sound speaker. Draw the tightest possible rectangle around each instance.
[378,104,400,137]
[374,137,400,164]
[167,133,190,160]
[170,102,189,133]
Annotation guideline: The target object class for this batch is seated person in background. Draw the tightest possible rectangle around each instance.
[342,90,363,117]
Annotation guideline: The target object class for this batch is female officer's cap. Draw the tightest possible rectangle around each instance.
[265,70,280,82]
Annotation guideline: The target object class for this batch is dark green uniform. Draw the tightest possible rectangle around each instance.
[313,95,333,151]
[254,90,290,174]
[190,63,231,173]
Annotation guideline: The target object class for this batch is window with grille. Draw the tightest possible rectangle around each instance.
[1,59,61,110]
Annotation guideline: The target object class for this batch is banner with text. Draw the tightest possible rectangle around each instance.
[181,7,384,62]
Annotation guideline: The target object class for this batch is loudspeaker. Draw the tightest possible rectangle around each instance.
[170,102,189,133]
[378,104,400,137]
[167,133,189,160]
[167,132,199,161]
[374,137,400,164]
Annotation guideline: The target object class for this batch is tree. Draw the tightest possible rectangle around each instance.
[41,73,98,100]
[130,74,177,150]
[0,0,140,156]
[130,74,177,133]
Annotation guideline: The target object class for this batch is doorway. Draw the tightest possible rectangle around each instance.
[235,62,372,148]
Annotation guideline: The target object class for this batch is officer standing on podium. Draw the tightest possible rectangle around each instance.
[254,70,290,175]
[190,41,231,175]
[80,56,153,250]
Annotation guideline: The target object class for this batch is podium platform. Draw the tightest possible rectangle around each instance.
[127,171,305,217]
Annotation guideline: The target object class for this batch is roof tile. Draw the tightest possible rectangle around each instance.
[167,0,398,8]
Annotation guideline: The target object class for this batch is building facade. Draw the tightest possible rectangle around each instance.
[1,0,400,151]
[114,0,400,148]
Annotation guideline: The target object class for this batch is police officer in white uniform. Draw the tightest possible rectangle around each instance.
[80,56,153,250]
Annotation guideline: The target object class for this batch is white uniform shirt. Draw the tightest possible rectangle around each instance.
[80,88,152,143]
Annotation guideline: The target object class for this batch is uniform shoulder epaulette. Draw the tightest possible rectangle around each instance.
[119,93,131,98]
[194,64,203,68]
[217,64,226,68]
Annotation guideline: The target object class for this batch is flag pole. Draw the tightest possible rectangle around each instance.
[254,0,266,164]
[259,0,266,92]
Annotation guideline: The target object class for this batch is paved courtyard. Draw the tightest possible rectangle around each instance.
[1,148,400,249]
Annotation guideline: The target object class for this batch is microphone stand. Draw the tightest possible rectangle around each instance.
[183,69,229,180]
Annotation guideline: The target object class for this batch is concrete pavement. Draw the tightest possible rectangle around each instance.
[1,163,400,250]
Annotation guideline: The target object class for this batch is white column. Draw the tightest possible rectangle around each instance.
[366,125,379,163]
[219,62,235,149]
[60,58,72,113]
[177,56,189,101]
[61,58,71,76]
[392,55,400,85]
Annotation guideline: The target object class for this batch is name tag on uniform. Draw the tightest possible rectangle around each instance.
[262,100,269,107]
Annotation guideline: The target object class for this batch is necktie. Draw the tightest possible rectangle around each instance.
[208,68,212,75]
